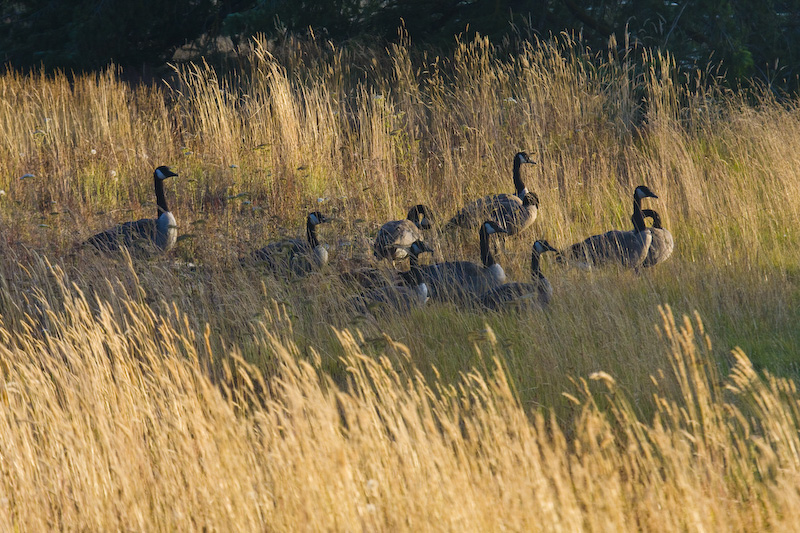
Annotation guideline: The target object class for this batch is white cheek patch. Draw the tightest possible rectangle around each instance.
[155,168,165,180]
[309,213,319,225]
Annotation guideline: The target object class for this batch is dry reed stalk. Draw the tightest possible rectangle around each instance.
[0,262,795,530]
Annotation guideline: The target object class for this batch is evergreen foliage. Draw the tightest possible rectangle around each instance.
[1,0,800,88]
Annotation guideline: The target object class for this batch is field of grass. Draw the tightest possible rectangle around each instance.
[1,32,800,529]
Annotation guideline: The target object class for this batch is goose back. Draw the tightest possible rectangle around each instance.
[349,283,429,316]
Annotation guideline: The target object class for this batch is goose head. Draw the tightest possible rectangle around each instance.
[154,166,178,180]
[531,239,559,281]
[308,211,330,226]
[514,152,535,166]
[533,239,559,255]
[407,204,434,230]
[481,220,508,236]
[634,185,658,201]
[409,239,433,258]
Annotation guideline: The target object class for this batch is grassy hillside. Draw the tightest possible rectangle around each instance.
[0,33,800,529]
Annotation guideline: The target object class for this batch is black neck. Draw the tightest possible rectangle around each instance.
[641,208,662,228]
[154,176,168,216]
[306,219,319,247]
[480,226,496,267]
[512,157,526,195]
[402,250,424,285]
[409,248,421,270]
[407,205,424,222]
[531,249,545,282]
[631,196,647,232]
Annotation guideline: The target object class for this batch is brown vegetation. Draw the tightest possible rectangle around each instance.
[0,33,799,529]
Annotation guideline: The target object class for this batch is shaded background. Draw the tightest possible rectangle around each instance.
[1,0,799,89]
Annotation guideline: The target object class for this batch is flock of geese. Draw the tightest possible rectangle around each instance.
[82,153,674,315]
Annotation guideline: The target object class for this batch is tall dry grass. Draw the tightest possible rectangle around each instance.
[0,262,797,530]
[0,31,799,528]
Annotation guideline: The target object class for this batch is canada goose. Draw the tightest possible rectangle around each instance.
[480,240,560,311]
[445,152,538,235]
[339,262,401,291]
[349,240,433,315]
[84,165,178,254]
[415,220,508,305]
[559,185,658,269]
[640,208,674,268]
[373,204,434,261]
[241,211,331,276]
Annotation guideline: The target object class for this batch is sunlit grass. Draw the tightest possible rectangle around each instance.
[0,261,796,529]
[0,31,799,528]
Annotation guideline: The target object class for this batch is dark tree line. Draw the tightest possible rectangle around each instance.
[2,0,800,88]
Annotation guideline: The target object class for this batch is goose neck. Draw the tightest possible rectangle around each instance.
[306,219,319,247]
[480,226,497,267]
[530,250,545,282]
[512,158,527,196]
[631,198,647,232]
[154,175,169,217]
[406,252,424,284]
[641,208,662,229]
